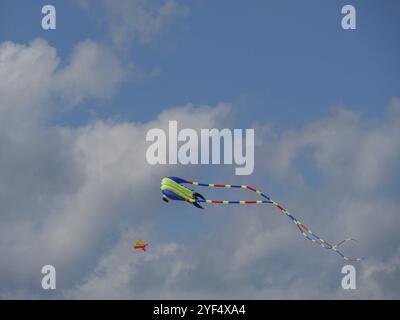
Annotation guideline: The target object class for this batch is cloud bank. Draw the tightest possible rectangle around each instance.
[0,37,399,299]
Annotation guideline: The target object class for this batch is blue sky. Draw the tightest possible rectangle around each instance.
[0,0,400,299]
[1,0,399,128]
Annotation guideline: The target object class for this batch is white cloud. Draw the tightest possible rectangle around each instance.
[0,39,59,126]
[80,0,189,50]
[0,38,233,296]
[67,100,400,299]
[68,227,193,299]
[255,104,400,194]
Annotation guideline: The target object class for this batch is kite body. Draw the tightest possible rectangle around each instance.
[160,176,364,262]
[161,177,205,209]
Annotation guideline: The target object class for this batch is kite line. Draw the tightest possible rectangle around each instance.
[161,177,364,262]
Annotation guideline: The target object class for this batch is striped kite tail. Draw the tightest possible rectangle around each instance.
[182,178,364,261]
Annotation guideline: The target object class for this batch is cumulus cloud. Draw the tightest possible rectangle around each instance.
[0,38,123,127]
[55,40,124,105]
[0,39,58,126]
[104,0,189,48]
[67,227,193,299]
[60,101,400,299]
[0,38,233,297]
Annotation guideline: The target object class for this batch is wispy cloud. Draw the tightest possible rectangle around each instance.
[75,0,189,51]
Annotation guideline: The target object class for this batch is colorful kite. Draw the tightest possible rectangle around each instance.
[161,176,364,261]
[134,240,148,251]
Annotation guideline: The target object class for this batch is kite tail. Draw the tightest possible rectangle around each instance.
[183,179,364,262]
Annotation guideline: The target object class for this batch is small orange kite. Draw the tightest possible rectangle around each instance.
[133,240,148,251]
